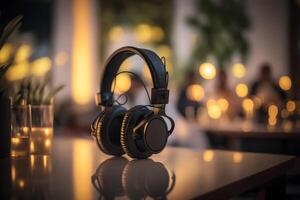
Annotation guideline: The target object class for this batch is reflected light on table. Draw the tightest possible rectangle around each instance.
[73,139,93,200]
[233,152,243,163]
[203,150,214,162]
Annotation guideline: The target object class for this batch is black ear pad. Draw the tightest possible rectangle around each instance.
[95,106,127,156]
[120,105,153,159]
[92,157,128,199]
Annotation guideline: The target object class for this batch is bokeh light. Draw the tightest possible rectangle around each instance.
[217,98,229,112]
[232,63,245,78]
[235,83,248,98]
[286,100,296,112]
[134,24,152,43]
[268,105,278,117]
[186,84,205,101]
[242,98,254,112]
[6,62,29,81]
[0,43,14,63]
[207,100,222,119]
[199,62,216,80]
[15,44,32,63]
[203,150,214,162]
[279,76,292,91]
[112,74,132,94]
[31,57,52,76]
[108,26,125,42]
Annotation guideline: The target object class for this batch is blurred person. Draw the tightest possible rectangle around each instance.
[208,69,242,120]
[176,70,202,120]
[250,63,286,122]
[250,63,286,104]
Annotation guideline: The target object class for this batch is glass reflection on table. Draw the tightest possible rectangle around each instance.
[92,157,176,200]
[9,155,52,199]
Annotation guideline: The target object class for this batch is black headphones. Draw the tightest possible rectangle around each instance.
[91,46,175,159]
[91,158,175,199]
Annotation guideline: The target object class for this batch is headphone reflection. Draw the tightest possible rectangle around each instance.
[91,157,176,199]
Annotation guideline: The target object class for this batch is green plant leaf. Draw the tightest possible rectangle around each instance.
[44,85,65,104]
[0,15,23,50]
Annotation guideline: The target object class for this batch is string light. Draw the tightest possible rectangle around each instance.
[286,100,296,112]
[217,98,229,112]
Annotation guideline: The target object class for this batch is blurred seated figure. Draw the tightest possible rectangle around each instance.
[250,63,286,122]
[208,69,242,120]
[176,70,201,120]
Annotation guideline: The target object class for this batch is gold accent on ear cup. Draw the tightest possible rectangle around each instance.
[95,113,108,153]
[120,112,134,158]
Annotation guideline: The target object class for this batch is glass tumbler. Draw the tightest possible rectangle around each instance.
[30,105,53,155]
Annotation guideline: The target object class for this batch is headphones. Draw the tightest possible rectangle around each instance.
[91,157,175,199]
[91,46,175,159]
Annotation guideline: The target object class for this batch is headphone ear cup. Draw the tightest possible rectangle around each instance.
[120,106,153,159]
[96,106,127,156]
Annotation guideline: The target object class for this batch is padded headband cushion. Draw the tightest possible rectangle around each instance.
[101,46,167,92]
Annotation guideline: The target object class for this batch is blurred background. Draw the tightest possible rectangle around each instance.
[1,0,300,152]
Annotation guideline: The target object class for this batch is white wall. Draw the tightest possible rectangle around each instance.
[245,0,289,82]
[173,0,289,84]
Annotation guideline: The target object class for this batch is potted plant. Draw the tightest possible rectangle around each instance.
[0,16,22,158]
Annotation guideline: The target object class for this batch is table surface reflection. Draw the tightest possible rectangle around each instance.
[0,136,295,200]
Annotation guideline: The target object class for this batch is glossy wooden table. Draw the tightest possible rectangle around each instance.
[0,136,295,200]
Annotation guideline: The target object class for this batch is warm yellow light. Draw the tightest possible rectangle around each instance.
[232,63,245,78]
[73,139,93,200]
[55,52,68,66]
[31,57,52,76]
[242,98,254,112]
[203,150,214,162]
[45,139,51,148]
[235,83,248,98]
[279,76,292,91]
[143,65,152,82]
[6,62,29,81]
[11,137,20,145]
[15,44,32,63]
[43,155,48,169]
[156,45,171,58]
[268,105,278,117]
[207,99,217,107]
[207,103,222,119]
[19,180,25,188]
[233,152,243,163]
[0,43,13,63]
[217,98,229,112]
[108,26,124,42]
[199,62,216,80]
[72,0,94,105]
[286,100,296,112]
[268,117,277,126]
[120,59,133,70]
[186,84,205,101]
[30,155,35,168]
[134,24,152,43]
[112,74,132,94]
[30,141,35,152]
[151,26,164,42]
[11,166,16,181]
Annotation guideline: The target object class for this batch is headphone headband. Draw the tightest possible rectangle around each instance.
[98,46,169,106]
